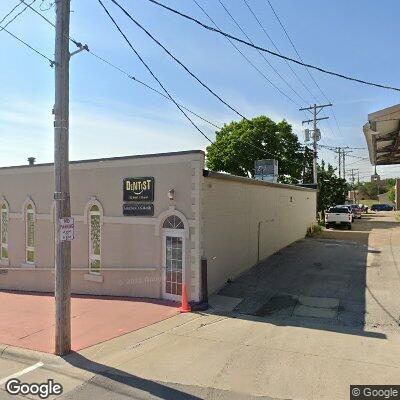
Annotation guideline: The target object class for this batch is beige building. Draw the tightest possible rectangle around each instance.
[0,150,316,303]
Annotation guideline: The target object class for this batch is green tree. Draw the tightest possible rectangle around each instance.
[206,116,307,184]
[317,161,347,213]
[388,186,396,203]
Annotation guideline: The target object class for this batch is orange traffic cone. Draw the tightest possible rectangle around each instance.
[179,283,191,313]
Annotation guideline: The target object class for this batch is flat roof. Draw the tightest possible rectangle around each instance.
[204,170,317,192]
[0,150,205,171]
[363,104,400,165]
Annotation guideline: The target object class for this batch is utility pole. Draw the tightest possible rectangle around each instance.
[54,0,71,356]
[337,147,341,178]
[342,149,352,180]
[300,103,332,185]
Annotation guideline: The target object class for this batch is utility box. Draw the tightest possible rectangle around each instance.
[255,159,278,183]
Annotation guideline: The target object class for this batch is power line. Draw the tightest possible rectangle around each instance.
[265,0,344,146]
[0,0,36,33]
[145,0,400,92]
[0,2,22,25]
[17,0,221,130]
[97,0,213,143]
[89,52,221,129]
[242,0,313,104]
[18,0,82,48]
[192,0,301,109]
[1,25,54,66]
[217,0,306,106]
[109,0,247,120]
[98,1,309,170]
[17,0,314,172]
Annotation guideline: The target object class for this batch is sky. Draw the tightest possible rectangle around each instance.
[0,0,399,181]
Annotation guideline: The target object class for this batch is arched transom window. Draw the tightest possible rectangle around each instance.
[89,204,101,274]
[1,203,9,260]
[163,215,184,229]
[26,204,35,264]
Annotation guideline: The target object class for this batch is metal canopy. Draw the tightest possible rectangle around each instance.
[363,104,400,165]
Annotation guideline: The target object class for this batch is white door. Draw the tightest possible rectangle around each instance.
[162,229,185,301]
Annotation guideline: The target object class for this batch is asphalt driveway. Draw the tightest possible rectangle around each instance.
[219,212,400,337]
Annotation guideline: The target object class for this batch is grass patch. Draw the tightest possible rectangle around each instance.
[306,224,323,237]
[360,199,377,208]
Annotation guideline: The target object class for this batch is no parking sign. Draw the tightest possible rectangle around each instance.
[59,217,74,241]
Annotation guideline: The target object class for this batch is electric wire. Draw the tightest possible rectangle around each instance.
[98,0,214,143]
[192,0,302,109]
[88,52,222,129]
[1,26,54,65]
[108,0,246,120]
[217,0,306,106]
[243,0,313,104]
[0,0,36,33]
[16,0,221,130]
[99,1,310,169]
[266,0,345,144]
[144,0,400,92]
[11,0,318,172]
[0,2,21,25]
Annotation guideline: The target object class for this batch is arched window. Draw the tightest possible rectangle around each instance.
[26,203,35,264]
[1,203,9,260]
[89,204,101,274]
[163,215,184,229]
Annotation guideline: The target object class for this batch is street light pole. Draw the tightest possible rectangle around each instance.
[54,0,72,356]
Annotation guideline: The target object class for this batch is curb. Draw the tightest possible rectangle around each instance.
[0,343,64,368]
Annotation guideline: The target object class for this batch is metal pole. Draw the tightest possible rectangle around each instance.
[54,0,71,356]
[313,104,317,184]
[338,147,341,178]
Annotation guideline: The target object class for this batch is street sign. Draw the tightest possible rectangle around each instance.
[59,217,74,241]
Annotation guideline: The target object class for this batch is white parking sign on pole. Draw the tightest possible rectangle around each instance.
[59,217,74,241]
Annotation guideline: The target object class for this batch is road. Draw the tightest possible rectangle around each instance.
[0,212,399,400]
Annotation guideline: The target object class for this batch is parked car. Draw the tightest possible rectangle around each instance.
[348,204,362,219]
[325,206,352,230]
[335,204,354,222]
[370,204,394,212]
[359,204,368,213]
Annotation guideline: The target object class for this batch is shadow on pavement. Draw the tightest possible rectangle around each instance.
[63,351,202,400]
[216,213,400,340]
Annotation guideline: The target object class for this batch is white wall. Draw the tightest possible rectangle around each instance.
[202,174,317,294]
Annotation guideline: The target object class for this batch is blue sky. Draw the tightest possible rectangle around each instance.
[0,0,399,180]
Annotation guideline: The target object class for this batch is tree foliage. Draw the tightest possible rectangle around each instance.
[206,116,309,184]
[317,161,348,212]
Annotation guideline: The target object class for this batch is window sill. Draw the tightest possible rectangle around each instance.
[21,262,36,269]
[0,259,9,266]
[84,273,104,283]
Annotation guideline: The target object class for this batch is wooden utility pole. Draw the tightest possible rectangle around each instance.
[54,0,71,356]
[300,103,332,184]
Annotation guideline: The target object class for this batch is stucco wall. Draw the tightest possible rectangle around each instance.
[0,151,204,300]
[203,173,317,294]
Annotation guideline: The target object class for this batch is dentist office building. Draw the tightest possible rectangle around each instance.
[0,150,316,303]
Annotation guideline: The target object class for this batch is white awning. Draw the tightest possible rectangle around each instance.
[363,104,400,165]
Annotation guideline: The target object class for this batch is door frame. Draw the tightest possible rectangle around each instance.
[162,228,186,301]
